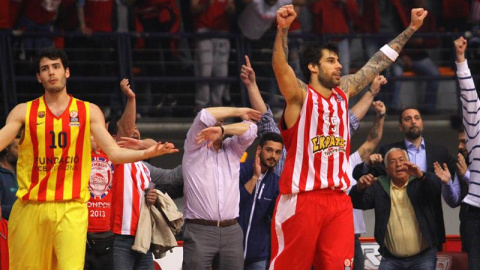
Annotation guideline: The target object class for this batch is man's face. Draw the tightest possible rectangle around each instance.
[36,57,69,93]
[258,141,283,170]
[315,49,342,89]
[399,109,423,140]
[386,149,409,182]
[6,138,19,165]
[458,131,468,159]
[131,125,140,140]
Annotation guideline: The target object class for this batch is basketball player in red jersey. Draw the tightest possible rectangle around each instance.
[0,48,178,270]
[269,5,427,270]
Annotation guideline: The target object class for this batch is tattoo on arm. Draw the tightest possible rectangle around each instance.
[388,26,416,52]
[368,120,381,140]
[281,28,289,61]
[359,147,373,160]
[297,79,308,92]
[342,26,416,97]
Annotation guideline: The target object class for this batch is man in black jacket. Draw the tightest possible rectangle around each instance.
[353,107,457,249]
[350,148,440,269]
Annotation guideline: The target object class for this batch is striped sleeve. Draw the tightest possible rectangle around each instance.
[456,59,480,205]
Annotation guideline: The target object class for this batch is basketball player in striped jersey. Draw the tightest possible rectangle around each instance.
[270,5,427,269]
[0,48,178,270]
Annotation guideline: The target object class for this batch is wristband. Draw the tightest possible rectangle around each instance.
[220,126,224,135]
[380,45,399,61]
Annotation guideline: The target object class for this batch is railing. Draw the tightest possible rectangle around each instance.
[0,30,476,121]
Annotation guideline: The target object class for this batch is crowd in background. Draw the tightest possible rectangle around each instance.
[0,0,479,117]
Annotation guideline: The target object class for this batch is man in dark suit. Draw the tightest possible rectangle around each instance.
[353,107,458,249]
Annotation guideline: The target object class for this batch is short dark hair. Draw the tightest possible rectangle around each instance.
[34,47,69,73]
[107,118,119,136]
[259,132,283,147]
[300,41,339,83]
[459,125,465,133]
[398,106,420,123]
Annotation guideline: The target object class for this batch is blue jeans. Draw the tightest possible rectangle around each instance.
[244,259,267,270]
[379,248,437,270]
[463,204,480,269]
[113,234,153,270]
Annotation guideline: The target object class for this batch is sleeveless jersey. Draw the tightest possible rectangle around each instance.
[279,86,351,194]
[17,96,91,202]
[87,150,114,232]
[111,162,151,236]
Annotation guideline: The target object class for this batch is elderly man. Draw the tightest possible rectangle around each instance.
[350,148,442,270]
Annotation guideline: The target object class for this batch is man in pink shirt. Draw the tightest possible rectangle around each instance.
[182,107,260,270]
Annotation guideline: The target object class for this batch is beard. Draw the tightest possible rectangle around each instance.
[260,155,278,169]
[459,148,470,164]
[6,154,17,167]
[404,127,422,140]
[318,73,339,89]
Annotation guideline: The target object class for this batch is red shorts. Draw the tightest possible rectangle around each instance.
[270,190,354,270]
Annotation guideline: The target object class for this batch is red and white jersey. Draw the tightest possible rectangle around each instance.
[111,162,151,236]
[279,86,351,194]
[87,150,114,233]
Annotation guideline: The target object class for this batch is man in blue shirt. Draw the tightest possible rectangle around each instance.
[239,132,283,270]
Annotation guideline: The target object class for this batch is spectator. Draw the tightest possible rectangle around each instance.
[134,0,182,116]
[85,78,136,270]
[76,0,121,115]
[190,0,235,111]
[356,0,409,110]
[350,148,441,270]
[453,36,480,269]
[182,106,260,269]
[238,132,282,270]
[0,137,19,221]
[103,79,184,270]
[353,106,461,250]
[237,0,305,106]
[311,0,359,75]
[454,127,470,254]
[16,0,61,59]
[401,0,440,113]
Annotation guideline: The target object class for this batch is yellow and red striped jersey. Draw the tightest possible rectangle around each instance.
[17,95,92,202]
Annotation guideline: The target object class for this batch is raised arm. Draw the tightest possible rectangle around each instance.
[195,122,251,148]
[116,78,136,139]
[0,103,26,152]
[340,8,428,97]
[205,107,261,122]
[350,75,387,121]
[90,104,178,163]
[241,55,267,113]
[273,5,307,128]
[356,101,386,162]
